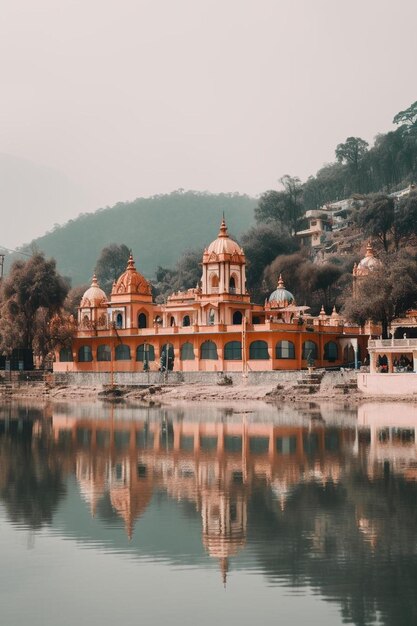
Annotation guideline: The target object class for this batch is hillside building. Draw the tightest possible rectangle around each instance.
[53,218,368,375]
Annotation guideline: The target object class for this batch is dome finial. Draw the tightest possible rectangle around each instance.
[277,273,285,289]
[218,214,228,238]
[365,241,374,257]
[127,251,135,270]
[331,305,340,320]
[91,273,98,287]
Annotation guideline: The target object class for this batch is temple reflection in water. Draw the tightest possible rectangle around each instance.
[2,402,417,582]
[57,411,355,569]
[2,402,417,625]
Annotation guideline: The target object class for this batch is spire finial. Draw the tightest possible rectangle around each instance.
[127,251,135,269]
[218,214,228,238]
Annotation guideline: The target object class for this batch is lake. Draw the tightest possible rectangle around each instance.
[0,399,416,626]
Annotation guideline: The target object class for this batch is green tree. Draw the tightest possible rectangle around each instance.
[0,253,68,355]
[95,243,130,295]
[64,284,89,317]
[343,252,417,338]
[255,189,286,223]
[393,100,417,131]
[394,191,417,248]
[263,252,346,313]
[255,175,304,234]
[335,137,369,172]
[32,309,77,364]
[355,194,395,252]
[154,248,202,303]
[241,225,297,301]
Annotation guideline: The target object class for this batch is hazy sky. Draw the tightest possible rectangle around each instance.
[1,0,417,248]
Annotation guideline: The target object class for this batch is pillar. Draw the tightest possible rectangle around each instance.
[369,352,376,374]
[413,351,417,374]
[353,340,359,370]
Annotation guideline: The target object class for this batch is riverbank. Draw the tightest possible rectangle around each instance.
[4,376,417,405]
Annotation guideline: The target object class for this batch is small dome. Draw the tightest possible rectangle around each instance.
[355,241,382,276]
[80,275,107,307]
[268,275,295,307]
[206,217,244,256]
[112,253,152,296]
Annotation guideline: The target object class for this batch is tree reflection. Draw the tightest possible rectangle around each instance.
[249,470,417,626]
[0,423,66,529]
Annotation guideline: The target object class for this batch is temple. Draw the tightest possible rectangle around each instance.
[54,218,369,374]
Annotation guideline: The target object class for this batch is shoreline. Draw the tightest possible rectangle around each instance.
[3,380,417,406]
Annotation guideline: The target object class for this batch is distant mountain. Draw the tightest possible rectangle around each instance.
[12,191,256,285]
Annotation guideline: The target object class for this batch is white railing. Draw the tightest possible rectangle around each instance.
[368,338,417,348]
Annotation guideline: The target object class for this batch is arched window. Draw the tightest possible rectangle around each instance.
[170,316,176,327]
[138,312,147,329]
[324,341,338,362]
[182,315,191,327]
[115,344,131,361]
[200,340,218,360]
[276,340,295,359]
[116,313,123,329]
[249,340,269,360]
[97,345,111,361]
[232,310,243,325]
[78,345,93,362]
[211,274,219,288]
[136,344,155,362]
[302,340,318,360]
[224,341,242,360]
[208,309,215,325]
[59,347,73,362]
[229,276,236,293]
[180,342,195,360]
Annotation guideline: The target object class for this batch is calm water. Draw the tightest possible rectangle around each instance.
[1,400,417,626]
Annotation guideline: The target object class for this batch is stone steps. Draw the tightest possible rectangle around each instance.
[294,370,325,394]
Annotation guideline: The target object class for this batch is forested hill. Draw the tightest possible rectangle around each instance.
[16,191,255,285]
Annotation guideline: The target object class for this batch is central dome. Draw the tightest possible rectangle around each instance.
[112,253,152,296]
[269,275,295,307]
[206,218,244,256]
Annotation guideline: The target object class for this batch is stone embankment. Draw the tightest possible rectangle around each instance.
[0,369,363,403]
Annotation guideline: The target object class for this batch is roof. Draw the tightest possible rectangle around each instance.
[112,253,152,297]
[80,275,107,308]
[204,218,244,258]
[268,275,295,308]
